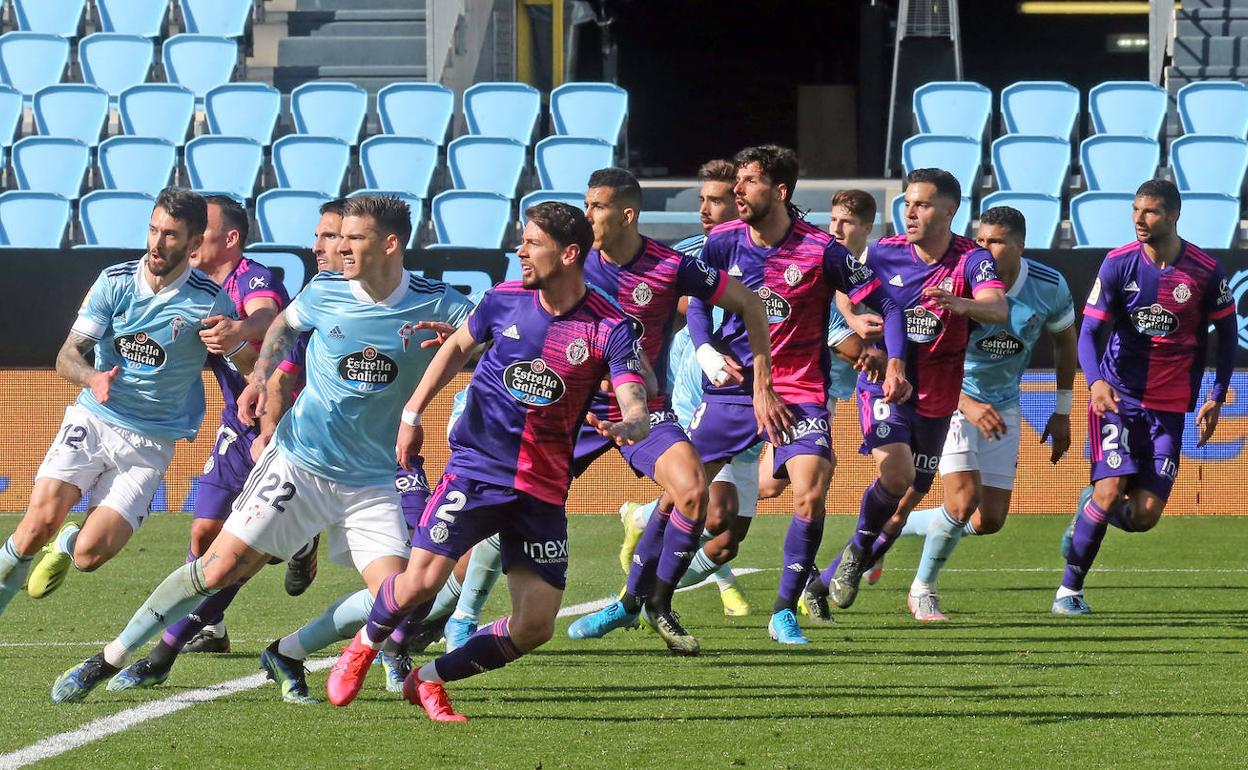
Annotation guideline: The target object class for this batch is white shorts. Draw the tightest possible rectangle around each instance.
[711,454,760,518]
[36,403,174,532]
[223,444,410,572]
[938,405,1022,490]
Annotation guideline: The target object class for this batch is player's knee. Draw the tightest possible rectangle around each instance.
[70,545,108,572]
[975,513,1006,535]
[509,615,554,652]
[1130,499,1164,531]
[945,491,980,521]
[704,504,735,535]
[878,462,915,497]
[706,539,738,563]
[200,557,239,591]
[757,478,785,500]
[671,483,707,521]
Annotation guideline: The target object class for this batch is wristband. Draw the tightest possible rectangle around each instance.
[695,343,729,386]
[1054,389,1073,415]
[401,409,422,426]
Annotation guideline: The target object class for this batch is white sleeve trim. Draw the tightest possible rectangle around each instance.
[284,302,310,332]
[1046,306,1076,333]
[71,316,106,340]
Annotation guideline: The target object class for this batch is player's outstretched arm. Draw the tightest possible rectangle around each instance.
[396,323,479,468]
[1197,310,1238,446]
[924,285,1009,324]
[836,290,883,341]
[1042,323,1077,462]
[587,381,651,446]
[712,277,794,443]
[56,330,118,404]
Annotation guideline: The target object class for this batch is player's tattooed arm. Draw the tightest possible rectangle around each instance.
[249,310,299,391]
[588,381,650,446]
[56,331,119,403]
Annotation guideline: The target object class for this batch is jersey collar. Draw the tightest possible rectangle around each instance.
[135,256,192,300]
[348,275,409,307]
[1006,259,1029,299]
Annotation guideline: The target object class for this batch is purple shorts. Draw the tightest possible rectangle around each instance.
[571,408,689,480]
[195,423,257,520]
[395,456,431,532]
[689,400,832,480]
[1088,394,1183,501]
[411,473,568,590]
[855,386,952,494]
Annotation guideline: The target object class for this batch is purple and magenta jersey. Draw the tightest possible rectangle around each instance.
[1082,241,1234,413]
[445,282,644,505]
[207,258,289,432]
[865,235,1005,418]
[584,237,725,417]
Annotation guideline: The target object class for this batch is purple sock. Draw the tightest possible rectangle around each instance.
[868,529,899,565]
[389,611,427,650]
[655,511,704,586]
[1062,499,1110,591]
[364,573,411,644]
[161,580,245,649]
[776,515,825,611]
[625,509,670,599]
[432,616,522,683]
[1106,501,1137,532]
[850,480,902,552]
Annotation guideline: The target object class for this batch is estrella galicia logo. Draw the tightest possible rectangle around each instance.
[114,331,167,371]
[757,286,792,324]
[975,330,1025,359]
[1128,303,1179,338]
[503,358,566,406]
[1225,270,1248,349]
[338,346,399,391]
[905,305,944,343]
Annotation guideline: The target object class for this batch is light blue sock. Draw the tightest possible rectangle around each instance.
[912,506,964,591]
[633,499,660,528]
[0,536,34,616]
[452,536,502,621]
[287,588,376,658]
[676,548,721,589]
[422,573,462,624]
[901,507,942,538]
[712,562,737,591]
[106,560,216,666]
[963,520,979,536]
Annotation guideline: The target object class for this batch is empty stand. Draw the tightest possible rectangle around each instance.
[291,81,368,145]
[181,0,252,39]
[78,34,154,102]
[119,84,195,146]
[1070,191,1137,247]
[1000,81,1079,138]
[33,85,109,147]
[255,189,331,245]
[447,136,526,198]
[1079,135,1160,192]
[377,82,454,144]
[1177,81,1248,137]
[359,135,438,199]
[912,81,991,138]
[98,136,176,197]
[1178,191,1240,248]
[78,190,156,248]
[0,33,70,101]
[519,190,584,220]
[463,82,541,145]
[12,137,89,199]
[0,190,69,247]
[0,86,21,147]
[991,135,1070,197]
[901,134,982,194]
[550,82,628,146]
[96,0,168,37]
[271,135,351,196]
[979,191,1062,248]
[185,136,263,200]
[161,34,238,102]
[431,190,512,248]
[535,136,614,191]
[1169,135,1248,195]
[12,0,84,37]
[1088,81,1167,139]
[204,83,281,146]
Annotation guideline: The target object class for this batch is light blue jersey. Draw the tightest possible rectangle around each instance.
[71,259,236,441]
[826,306,857,401]
[962,258,1075,409]
[277,272,473,486]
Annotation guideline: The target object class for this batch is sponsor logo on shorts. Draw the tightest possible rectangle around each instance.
[395,473,428,494]
[503,358,566,406]
[1160,457,1177,480]
[914,453,940,473]
[1106,451,1123,470]
[757,286,792,324]
[905,305,944,343]
[975,330,1025,359]
[566,338,589,366]
[338,346,399,391]
[783,415,830,444]
[1173,282,1191,304]
[202,456,215,475]
[648,409,678,427]
[429,521,449,543]
[689,402,707,431]
[522,539,568,564]
[632,282,653,307]
[784,264,803,287]
[114,332,167,371]
[1129,304,1179,337]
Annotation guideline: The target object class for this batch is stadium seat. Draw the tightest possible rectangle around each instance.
[463,82,541,145]
[978,191,1062,248]
[912,81,992,138]
[0,190,69,247]
[119,84,195,146]
[12,0,84,37]
[1177,81,1248,138]
[180,0,252,39]
[0,33,70,101]
[161,35,238,103]
[12,136,88,199]
[1079,135,1159,192]
[98,136,176,197]
[0,86,21,147]
[255,189,331,245]
[447,136,526,198]
[78,190,156,248]
[900,134,982,195]
[377,82,454,144]
[1000,81,1079,138]
[442,270,494,299]
[534,136,614,191]
[96,0,167,37]
[1088,81,1166,139]
[892,193,972,236]
[349,189,423,247]
[1169,135,1248,196]
[204,83,280,146]
[991,135,1070,197]
[430,190,512,248]
[550,82,628,145]
[1177,192,1240,249]
[359,136,438,199]
[291,82,368,146]
[1070,191,1136,247]
[185,136,263,200]
[33,84,109,147]
[519,190,584,221]
[271,135,351,197]
[638,211,700,243]
[78,34,154,102]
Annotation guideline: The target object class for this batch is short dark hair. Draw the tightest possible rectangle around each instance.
[978,206,1027,239]
[525,201,593,264]
[342,195,412,249]
[1136,179,1181,212]
[831,189,877,225]
[154,188,207,237]
[587,167,642,209]
[204,194,249,245]
[320,197,349,217]
[733,145,799,203]
[697,159,736,185]
[905,167,962,204]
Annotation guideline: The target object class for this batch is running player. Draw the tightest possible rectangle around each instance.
[1053,180,1235,615]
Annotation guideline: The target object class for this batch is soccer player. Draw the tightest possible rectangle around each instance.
[49,195,473,703]
[324,202,647,722]
[888,205,1077,621]
[804,168,1008,618]
[0,190,240,618]
[1053,180,1235,615]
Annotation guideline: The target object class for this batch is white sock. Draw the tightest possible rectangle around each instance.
[417,661,443,684]
[713,563,738,591]
[1055,586,1082,600]
[909,579,935,597]
[203,622,225,637]
[277,633,308,661]
[103,640,129,668]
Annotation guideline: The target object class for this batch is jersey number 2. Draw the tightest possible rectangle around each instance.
[256,474,297,513]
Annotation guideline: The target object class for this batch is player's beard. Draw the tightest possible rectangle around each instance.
[738,196,772,226]
[148,245,189,277]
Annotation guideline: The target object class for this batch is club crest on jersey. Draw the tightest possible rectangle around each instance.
[632,282,653,307]
[504,358,566,406]
[115,331,167,371]
[975,330,1025,359]
[1088,278,1102,305]
[1172,282,1191,304]
[756,286,792,324]
[905,304,943,343]
[248,275,268,290]
[169,316,188,341]
[566,338,589,365]
[939,277,955,293]
[398,322,416,351]
[338,346,399,391]
[784,264,803,287]
[1129,303,1179,337]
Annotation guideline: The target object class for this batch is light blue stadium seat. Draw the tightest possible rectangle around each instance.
[519,190,584,221]
[33,84,109,147]
[431,190,512,248]
[360,135,438,198]
[901,134,982,195]
[119,84,195,146]
[181,0,251,38]
[535,136,614,191]
[79,190,155,248]
[348,189,423,247]
[892,193,972,236]
[255,189,331,245]
[98,136,176,197]
[185,136,263,200]
[0,33,70,102]
[912,81,991,138]
[377,82,453,144]
[1088,81,1166,139]
[272,135,350,197]
[978,191,1063,248]
[12,0,84,37]
[291,81,368,145]
[463,82,540,145]
[1079,135,1159,192]
[0,85,21,147]
[97,0,167,37]
[79,34,153,103]
[0,191,69,247]
[991,135,1070,197]
[1000,81,1079,138]
[1070,191,1136,247]
[1177,192,1240,249]
[550,82,628,146]
[447,136,526,198]
[12,136,88,199]
[204,83,279,146]
[1169,135,1248,196]
[161,34,237,103]
[1177,81,1248,138]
